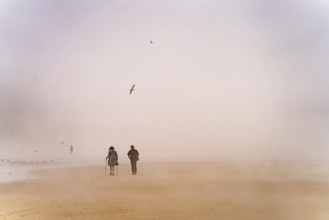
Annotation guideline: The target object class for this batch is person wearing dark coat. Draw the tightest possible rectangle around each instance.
[127,145,139,175]
[106,146,118,175]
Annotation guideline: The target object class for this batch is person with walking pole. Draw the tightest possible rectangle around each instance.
[127,145,139,175]
[106,146,119,176]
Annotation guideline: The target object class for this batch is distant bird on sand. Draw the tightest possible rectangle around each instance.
[150,40,153,44]
[130,84,135,94]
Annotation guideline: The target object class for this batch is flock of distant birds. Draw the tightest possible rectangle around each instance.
[0,141,74,167]
[0,158,63,165]
[0,158,65,178]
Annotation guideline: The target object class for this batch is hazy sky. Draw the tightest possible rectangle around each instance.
[1,0,329,161]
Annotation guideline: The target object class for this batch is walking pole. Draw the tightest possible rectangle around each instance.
[105,159,107,176]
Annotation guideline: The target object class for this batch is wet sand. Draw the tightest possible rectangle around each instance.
[0,161,329,220]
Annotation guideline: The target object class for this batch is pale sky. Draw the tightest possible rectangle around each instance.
[1,0,329,161]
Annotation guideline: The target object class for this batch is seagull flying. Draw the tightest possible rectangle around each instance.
[130,84,135,94]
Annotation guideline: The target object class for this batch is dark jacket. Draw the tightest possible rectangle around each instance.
[128,149,139,161]
[106,149,118,166]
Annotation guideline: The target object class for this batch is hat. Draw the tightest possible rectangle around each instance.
[130,145,134,149]
[109,146,114,150]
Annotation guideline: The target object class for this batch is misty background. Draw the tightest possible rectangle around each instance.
[1,0,329,162]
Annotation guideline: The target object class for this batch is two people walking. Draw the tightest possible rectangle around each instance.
[105,145,139,176]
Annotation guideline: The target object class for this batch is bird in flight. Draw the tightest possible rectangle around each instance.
[150,40,153,44]
[130,84,135,94]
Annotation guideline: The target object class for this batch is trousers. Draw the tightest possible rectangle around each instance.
[130,159,137,175]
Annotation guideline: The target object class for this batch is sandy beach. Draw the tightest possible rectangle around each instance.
[0,161,329,220]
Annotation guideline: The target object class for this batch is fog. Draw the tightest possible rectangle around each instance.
[1,0,329,161]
